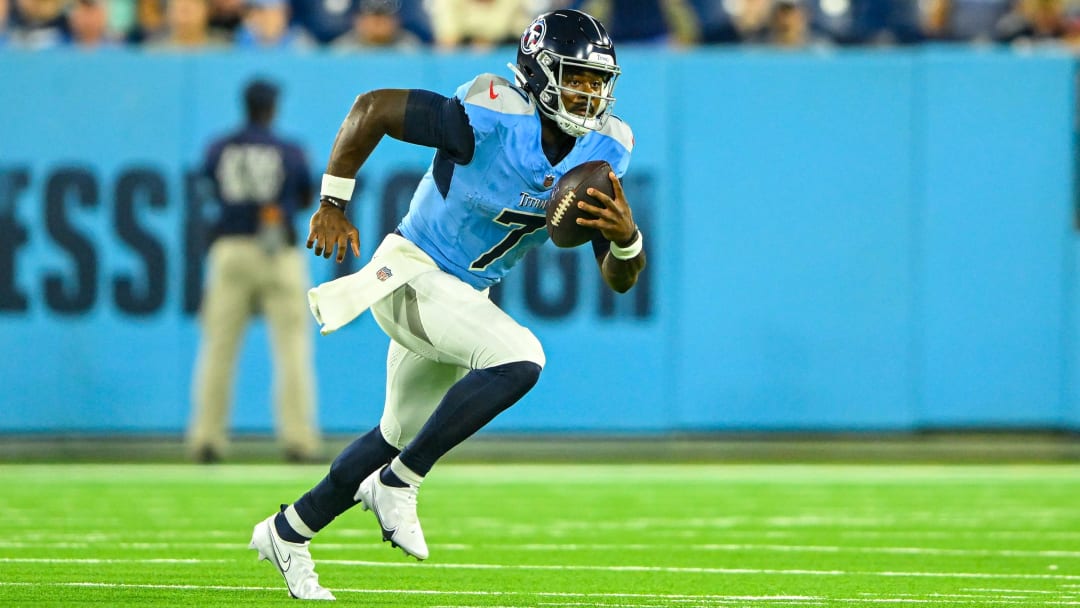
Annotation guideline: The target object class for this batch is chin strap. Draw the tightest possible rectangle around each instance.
[554,116,589,138]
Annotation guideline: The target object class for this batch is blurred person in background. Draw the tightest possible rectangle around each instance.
[429,0,531,49]
[188,78,323,465]
[768,0,830,45]
[330,0,421,49]
[687,0,743,42]
[724,0,775,43]
[145,0,230,48]
[8,0,67,48]
[235,0,316,48]
[102,0,136,39]
[920,0,1011,41]
[67,0,119,47]
[844,0,923,43]
[994,0,1072,43]
[128,0,166,43]
[289,0,355,43]
[290,0,431,44]
[580,0,700,45]
[208,0,244,35]
[0,0,10,46]
[396,0,432,41]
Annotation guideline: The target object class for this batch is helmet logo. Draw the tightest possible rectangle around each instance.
[521,18,546,55]
[588,52,614,66]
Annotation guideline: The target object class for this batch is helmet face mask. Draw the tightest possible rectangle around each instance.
[511,10,621,138]
[537,53,619,137]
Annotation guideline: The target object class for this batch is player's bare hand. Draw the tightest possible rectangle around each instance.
[307,203,361,263]
[576,171,637,244]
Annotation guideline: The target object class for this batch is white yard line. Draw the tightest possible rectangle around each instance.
[10,528,1080,546]
[506,543,1080,558]
[1,556,1076,582]
[4,463,1080,485]
[0,581,823,599]
[0,557,231,564]
[0,581,1073,605]
[4,540,1079,560]
[9,516,1078,544]
[964,588,1077,595]
[316,559,1080,581]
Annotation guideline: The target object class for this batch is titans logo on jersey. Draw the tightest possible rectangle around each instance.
[397,73,634,290]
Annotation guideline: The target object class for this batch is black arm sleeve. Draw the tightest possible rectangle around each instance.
[401,90,475,165]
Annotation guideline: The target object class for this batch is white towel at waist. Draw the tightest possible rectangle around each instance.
[307,233,438,335]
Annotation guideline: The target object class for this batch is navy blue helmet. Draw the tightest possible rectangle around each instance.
[511,10,620,137]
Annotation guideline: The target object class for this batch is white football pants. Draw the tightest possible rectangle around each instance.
[369,253,545,449]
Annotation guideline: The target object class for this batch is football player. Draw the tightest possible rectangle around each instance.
[249,9,646,600]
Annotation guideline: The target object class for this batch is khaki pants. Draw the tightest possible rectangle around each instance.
[187,237,320,457]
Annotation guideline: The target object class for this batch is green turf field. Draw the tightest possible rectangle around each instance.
[1,464,1078,606]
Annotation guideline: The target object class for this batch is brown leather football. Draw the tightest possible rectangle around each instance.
[545,160,615,248]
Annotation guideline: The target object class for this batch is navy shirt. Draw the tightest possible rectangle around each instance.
[289,0,433,44]
[202,124,313,244]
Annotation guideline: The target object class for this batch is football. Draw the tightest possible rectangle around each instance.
[545,160,615,248]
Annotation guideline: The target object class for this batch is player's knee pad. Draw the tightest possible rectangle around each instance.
[378,419,409,450]
[522,333,546,369]
[491,327,545,369]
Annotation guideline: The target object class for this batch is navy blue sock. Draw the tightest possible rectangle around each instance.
[399,361,541,476]
[291,426,399,533]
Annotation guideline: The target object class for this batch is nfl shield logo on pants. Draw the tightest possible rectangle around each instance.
[376,266,393,281]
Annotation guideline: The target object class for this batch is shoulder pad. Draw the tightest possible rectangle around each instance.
[462,73,533,115]
[598,115,634,153]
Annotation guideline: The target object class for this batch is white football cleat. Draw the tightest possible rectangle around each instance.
[355,468,429,560]
[249,514,336,601]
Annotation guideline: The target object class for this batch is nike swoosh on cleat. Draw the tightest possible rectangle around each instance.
[267,524,292,572]
[370,484,398,542]
[489,81,499,100]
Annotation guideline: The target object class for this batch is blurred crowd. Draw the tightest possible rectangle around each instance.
[1,0,1078,51]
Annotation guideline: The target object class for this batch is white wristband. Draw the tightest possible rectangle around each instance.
[609,229,643,260]
[321,174,355,202]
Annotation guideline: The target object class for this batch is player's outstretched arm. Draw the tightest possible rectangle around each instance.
[576,171,646,293]
[308,90,409,263]
[325,90,409,177]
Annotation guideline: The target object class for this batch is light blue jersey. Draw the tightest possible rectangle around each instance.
[398,73,634,290]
